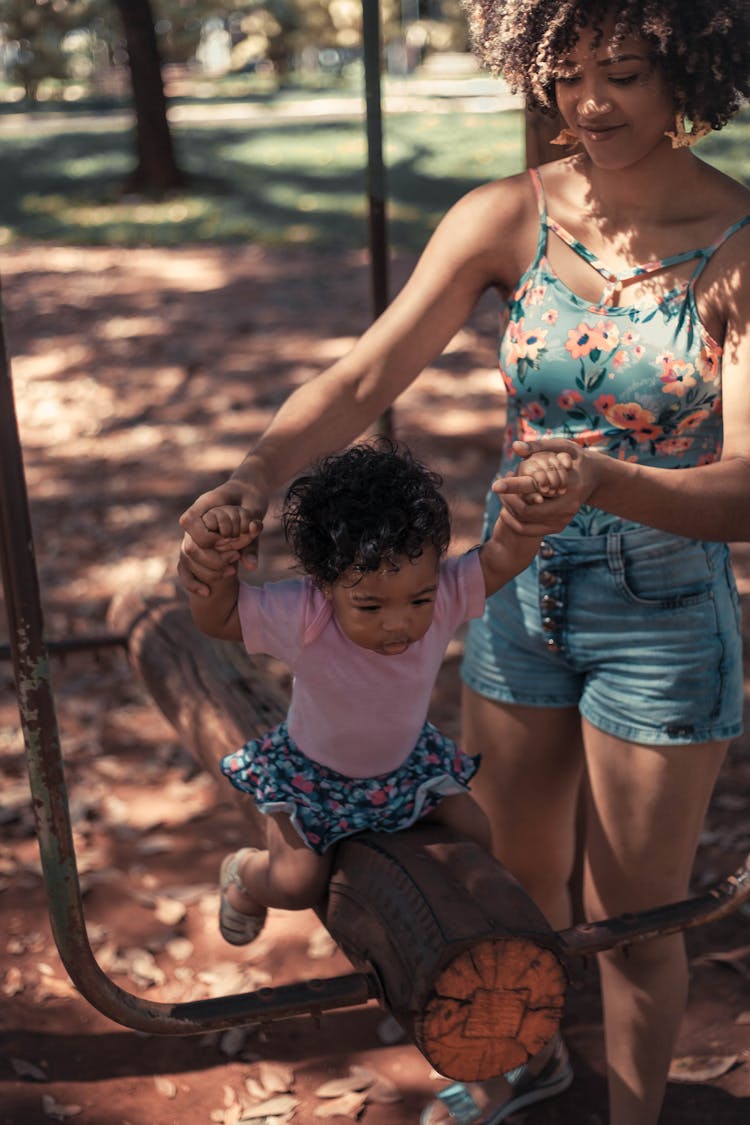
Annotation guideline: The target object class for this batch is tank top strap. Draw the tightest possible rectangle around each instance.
[528,168,549,265]
[531,168,622,290]
[686,213,750,287]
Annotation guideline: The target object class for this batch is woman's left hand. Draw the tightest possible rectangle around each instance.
[493,439,597,534]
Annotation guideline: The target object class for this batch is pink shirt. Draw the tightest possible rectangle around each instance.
[237,551,485,777]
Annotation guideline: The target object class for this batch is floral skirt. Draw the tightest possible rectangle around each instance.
[220,720,480,854]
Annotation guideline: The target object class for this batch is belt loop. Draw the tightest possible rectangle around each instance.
[606,531,623,579]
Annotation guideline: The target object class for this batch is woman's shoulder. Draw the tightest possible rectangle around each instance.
[694,159,750,226]
[429,167,547,287]
[453,156,585,244]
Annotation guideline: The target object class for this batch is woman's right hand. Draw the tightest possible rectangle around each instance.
[178,478,268,597]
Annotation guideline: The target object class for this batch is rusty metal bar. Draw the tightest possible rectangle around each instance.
[0,633,128,661]
[558,851,750,957]
[0,286,375,1034]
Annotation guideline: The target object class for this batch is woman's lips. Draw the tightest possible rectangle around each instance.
[577,123,622,141]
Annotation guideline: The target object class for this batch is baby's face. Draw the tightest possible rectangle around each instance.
[324,547,439,656]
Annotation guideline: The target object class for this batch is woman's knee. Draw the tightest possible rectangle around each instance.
[596,932,688,982]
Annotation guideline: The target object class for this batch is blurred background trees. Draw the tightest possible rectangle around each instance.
[0,1,472,193]
[0,1,471,100]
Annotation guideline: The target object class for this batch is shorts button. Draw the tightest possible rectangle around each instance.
[540,594,560,611]
[539,541,555,559]
[545,638,560,652]
[539,569,557,587]
[541,617,557,632]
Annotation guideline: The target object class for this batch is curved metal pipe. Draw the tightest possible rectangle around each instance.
[0,288,375,1035]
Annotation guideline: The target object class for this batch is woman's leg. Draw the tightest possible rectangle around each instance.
[224,812,333,916]
[425,793,492,850]
[464,688,584,928]
[582,719,728,1125]
[421,687,584,1124]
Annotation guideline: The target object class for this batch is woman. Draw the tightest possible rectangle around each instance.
[178,3,750,1122]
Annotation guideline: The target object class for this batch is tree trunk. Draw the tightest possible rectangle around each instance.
[111,0,185,194]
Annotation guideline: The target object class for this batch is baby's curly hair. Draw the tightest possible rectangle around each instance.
[282,439,451,588]
[462,0,750,131]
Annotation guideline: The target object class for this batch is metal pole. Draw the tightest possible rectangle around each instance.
[362,0,393,438]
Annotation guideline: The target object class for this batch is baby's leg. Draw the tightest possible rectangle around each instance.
[424,793,492,851]
[224,812,332,916]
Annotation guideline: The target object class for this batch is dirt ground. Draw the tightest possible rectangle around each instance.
[1,242,749,1125]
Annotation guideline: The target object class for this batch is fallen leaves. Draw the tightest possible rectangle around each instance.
[154,1075,177,1098]
[668,1055,739,1083]
[41,1094,82,1120]
[11,1057,47,1081]
[207,1059,403,1123]
[314,1091,369,1119]
[312,1064,402,1119]
[693,945,750,980]
[212,1061,299,1124]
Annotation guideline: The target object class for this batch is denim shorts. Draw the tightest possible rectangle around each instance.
[461,497,744,746]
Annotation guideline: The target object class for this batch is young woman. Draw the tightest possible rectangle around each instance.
[178,3,750,1121]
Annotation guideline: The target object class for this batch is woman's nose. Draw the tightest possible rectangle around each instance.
[577,87,613,117]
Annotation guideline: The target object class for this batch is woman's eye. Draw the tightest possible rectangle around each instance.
[556,74,581,86]
[609,73,639,85]
[357,605,380,614]
[412,598,434,607]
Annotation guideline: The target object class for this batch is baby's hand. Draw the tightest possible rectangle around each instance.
[516,450,573,503]
[202,505,262,552]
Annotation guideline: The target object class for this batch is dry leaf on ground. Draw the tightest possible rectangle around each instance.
[238,1093,299,1118]
[3,966,24,996]
[668,1055,739,1083]
[219,1027,248,1057]
[313,1090,369,1118]
[315,1066,376,1098]
[693,946,750,979]
[366,1076,403,1104]
[222,1104,242,1125]
[256,1061,295,1094]
[154,1075,177,1098]
[11,1056,47,1081]
[307,926,338,959]
[41,1094,83,1119]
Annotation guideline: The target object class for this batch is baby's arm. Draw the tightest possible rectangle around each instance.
[477,505,545,597]
[186,505,257,642]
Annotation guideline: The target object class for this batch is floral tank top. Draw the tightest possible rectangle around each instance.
[499,167,750,535]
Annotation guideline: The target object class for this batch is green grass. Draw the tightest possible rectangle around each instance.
[0,93,748,251]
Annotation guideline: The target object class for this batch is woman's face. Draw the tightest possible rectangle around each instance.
[553,21,676,169]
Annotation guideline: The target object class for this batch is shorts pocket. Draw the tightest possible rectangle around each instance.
[611,535,715,609]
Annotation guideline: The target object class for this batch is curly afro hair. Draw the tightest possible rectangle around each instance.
[461,0,750,131]
[282,439,451,589]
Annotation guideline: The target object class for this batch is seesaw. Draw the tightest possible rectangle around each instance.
[2,319,749,1083]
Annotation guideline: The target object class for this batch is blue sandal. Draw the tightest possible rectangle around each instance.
[420,1035,573,1124]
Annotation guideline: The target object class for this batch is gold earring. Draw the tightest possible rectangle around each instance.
[550,127,579,147]
[665,113,711,148]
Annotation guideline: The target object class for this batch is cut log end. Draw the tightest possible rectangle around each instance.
[417,937,566,1080]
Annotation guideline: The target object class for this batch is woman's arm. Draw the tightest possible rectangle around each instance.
[179,176,538,593]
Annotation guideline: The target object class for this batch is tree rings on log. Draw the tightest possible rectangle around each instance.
[416,936,566,1079]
